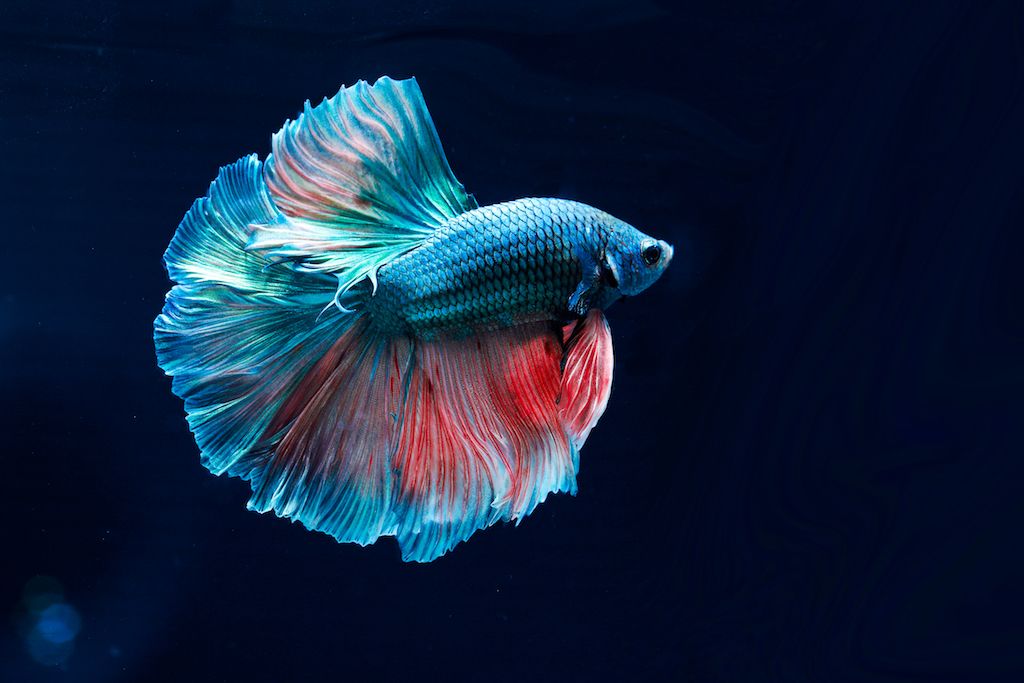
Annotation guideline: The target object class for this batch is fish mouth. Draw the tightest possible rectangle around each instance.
[659,240,674,266]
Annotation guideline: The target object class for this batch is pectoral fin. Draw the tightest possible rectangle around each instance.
[568,277,598,316]
[568,248,618,315]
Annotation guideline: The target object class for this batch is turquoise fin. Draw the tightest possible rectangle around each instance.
[252,76,478,306]
[154,156,345,477]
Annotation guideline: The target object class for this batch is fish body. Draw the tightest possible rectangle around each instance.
[372,198,669,337]
[155,77,672,561]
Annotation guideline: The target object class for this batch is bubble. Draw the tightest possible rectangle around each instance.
[17,575,82,667]
[36,603,81,644]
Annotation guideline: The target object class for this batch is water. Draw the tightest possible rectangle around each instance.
[3,1,1023,680]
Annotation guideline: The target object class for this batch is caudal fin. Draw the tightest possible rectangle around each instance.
[154,156,351,477]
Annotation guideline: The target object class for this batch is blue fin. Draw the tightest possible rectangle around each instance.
[253,76,478,306]
[155,156,345,477]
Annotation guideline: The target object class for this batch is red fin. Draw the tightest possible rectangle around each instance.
[559,309,614,451]
[241,315,614,562]
[393,324,576,561]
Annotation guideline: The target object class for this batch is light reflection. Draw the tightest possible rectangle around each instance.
[17,575,82,667]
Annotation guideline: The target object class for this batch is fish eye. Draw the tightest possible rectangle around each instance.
[641,242,661,266]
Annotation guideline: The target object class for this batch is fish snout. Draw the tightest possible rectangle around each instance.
[658,240,674,268]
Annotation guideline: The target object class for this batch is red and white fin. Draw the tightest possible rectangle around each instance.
[240,311,615,562]
[559,309,615,452]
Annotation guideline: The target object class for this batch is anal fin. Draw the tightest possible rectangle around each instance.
[241,312,614,562]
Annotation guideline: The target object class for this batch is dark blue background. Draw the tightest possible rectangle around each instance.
[3,1,1023,681]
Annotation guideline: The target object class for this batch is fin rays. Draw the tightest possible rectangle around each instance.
[155,157,347,478]
[236,312,613,562]
[252,77,478,310]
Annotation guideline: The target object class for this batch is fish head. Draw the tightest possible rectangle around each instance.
[600,219,673,298]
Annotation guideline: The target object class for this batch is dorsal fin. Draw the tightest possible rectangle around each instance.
[250,77,477,303]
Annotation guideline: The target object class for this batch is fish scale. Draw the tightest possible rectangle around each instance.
[370,197,612,338]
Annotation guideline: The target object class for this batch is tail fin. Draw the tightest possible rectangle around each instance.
[154,156,346,477]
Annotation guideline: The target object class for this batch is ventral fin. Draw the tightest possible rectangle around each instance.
[559,310,614,453]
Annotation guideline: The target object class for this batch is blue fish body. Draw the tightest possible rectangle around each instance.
[372,198,671,338]
[155,77,672,561]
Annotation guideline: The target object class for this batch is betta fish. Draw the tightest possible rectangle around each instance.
[154,76,672,562]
